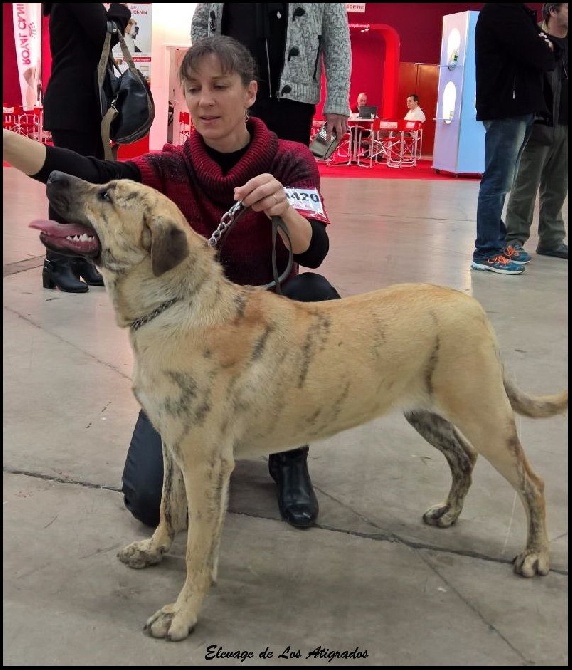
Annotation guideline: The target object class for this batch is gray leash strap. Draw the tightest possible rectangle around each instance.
[208,203,294,294]
[267,216,293,294]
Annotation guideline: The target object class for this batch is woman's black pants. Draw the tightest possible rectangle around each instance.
[121,272,341,527]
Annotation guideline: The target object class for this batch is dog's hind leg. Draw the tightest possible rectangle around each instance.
[405,410,478,528]
[118,442,187,569]
[452,413,549,577]
[435,375,550,578]
[144,449,235,641]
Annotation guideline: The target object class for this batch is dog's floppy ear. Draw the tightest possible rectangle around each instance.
[146,217,189,276]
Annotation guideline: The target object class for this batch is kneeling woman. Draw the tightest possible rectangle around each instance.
[3,35,340,530]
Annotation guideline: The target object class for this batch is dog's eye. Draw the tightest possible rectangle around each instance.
[98,189,112,202]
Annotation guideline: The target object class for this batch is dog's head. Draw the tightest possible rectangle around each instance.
[30,171,191,277]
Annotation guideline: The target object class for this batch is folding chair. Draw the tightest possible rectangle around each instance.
[378,120,423,168]
[355,118,387,168]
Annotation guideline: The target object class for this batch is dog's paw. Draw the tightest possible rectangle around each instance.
[117,540,165,569]
[422,503,460,528]
[513,550,550,577]
[144,603,197,641]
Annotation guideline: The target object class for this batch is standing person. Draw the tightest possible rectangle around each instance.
[41,3,131,292]
[505,3,568,261]
[4,35,341,530]
[471,3,556,275]
[190,3,351,145]
[404,94,426,123]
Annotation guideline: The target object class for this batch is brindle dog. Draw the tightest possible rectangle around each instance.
[31,171,567,641]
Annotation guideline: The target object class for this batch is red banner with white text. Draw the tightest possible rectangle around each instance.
[12,2,42,109]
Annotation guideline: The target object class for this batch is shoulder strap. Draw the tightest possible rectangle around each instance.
[114,28,138,71]
[97,25,113,109]
[98,24,117,160]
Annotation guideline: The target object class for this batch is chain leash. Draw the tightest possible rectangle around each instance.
[207,201,246,248]
[207,201,293,294]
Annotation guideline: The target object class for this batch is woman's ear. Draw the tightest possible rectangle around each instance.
[247,80,258,107]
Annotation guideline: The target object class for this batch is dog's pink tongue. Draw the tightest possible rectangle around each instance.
[29,219,92,238]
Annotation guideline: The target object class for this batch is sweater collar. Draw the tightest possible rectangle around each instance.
[184,117,279,202]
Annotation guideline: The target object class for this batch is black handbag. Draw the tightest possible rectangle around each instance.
[96,21,155,159]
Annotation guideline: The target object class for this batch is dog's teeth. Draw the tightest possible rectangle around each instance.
[65,234,93,242]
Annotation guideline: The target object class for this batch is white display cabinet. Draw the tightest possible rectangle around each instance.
[432,11,484,175]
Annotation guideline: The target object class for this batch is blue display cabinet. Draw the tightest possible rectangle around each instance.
[432,11,484,175]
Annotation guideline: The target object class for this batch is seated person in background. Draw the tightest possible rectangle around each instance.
[350,92,372,156]
[351,92,368,115]
[383,94,426,160]
[404,94,426,122]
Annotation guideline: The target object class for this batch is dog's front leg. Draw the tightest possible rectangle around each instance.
[144,449,234,641]
[118,441,186,569]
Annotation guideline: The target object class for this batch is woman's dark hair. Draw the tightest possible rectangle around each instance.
[179,35,258,87]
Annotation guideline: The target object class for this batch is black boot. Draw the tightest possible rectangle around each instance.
[74,258,104,286]
[268,446,319,529]
[42,251,88,293]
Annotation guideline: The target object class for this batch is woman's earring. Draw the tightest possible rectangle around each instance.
[245,108,250,120]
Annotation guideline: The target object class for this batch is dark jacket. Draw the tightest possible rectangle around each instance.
[42,3,130,132]
[529,31,568,145]
[475,3,556,121]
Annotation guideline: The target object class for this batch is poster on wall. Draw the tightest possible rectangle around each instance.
[111,3,152,84]
[345,3,366,12]
[12,2,42,109]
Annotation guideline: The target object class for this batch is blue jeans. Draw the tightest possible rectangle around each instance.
[474,114,534,261]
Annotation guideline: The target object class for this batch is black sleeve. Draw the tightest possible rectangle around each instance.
[32,145,142,184]
[60,3,129,50]
[106,3,132,47]
[106,3,131,29]
[293,219,329,268]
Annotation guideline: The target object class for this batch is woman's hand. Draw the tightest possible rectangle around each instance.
[234,173,313,254]
[234,173,291,219]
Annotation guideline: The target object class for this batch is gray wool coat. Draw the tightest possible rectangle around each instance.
[190,3,352,116]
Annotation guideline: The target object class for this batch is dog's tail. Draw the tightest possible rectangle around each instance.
[504,376,568,418]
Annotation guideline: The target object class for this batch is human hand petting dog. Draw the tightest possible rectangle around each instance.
[234,174,313,255]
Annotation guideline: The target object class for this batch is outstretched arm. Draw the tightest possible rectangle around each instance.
[3,129,139,184]
[3,129,46,176]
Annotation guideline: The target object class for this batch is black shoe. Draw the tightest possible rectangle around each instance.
[268,446,319,529]
[74,258,104,286]
[42,252,89,293]
[536,243,568,259]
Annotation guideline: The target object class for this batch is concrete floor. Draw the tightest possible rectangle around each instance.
[3,167,568,666]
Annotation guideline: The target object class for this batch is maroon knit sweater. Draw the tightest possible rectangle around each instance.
[131,117,331,287]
